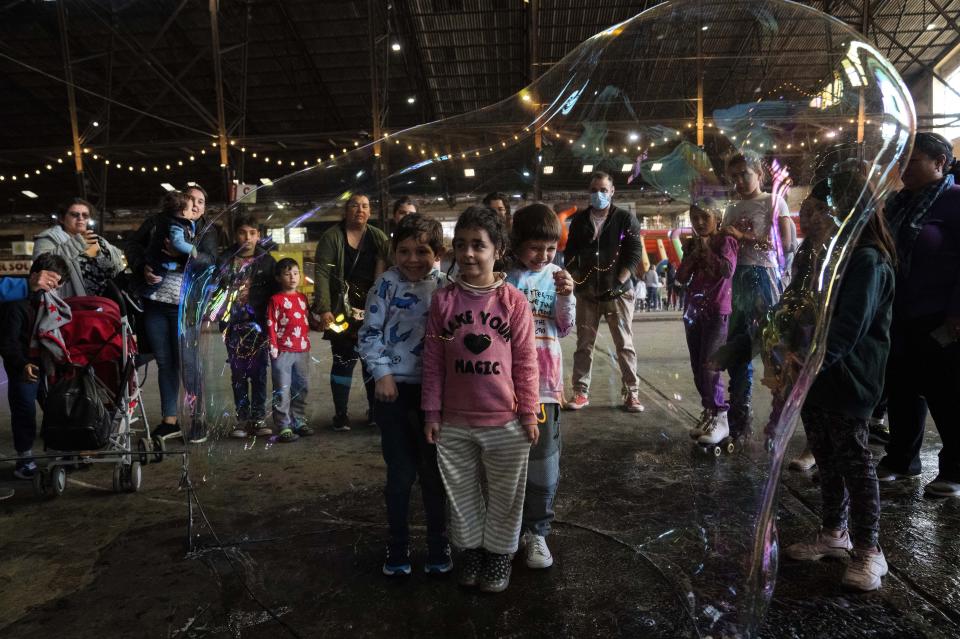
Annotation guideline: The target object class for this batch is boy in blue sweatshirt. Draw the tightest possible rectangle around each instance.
[358,213,450,577]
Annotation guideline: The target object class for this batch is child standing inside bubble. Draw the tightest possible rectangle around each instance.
[676,198,739,444]
[784,173,895,591]
[267,258,314,443]
[422,206,539,593]
[358,213,450,577]
[505,203,575,570]
[719,152,793,438]
[219,213,277,439]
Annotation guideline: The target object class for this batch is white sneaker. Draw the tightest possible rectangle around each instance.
[689,409,712,439]
[522,532,554,569]
[785,528,852,561]
[789,448,817,471]
[924,476,960,498]
[842,546,888,591]
[697,411,729,445]
[229,427,249,439]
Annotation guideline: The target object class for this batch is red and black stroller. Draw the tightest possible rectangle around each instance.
[32,284,152,497]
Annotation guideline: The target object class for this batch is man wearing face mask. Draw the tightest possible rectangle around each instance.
[564,171,645,412]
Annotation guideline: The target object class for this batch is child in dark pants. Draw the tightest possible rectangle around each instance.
[0,253,70,480]
[218,212,277,438]
[783,174,896,592]
[357,214,450,576]
[676,198,739,444]
[506,204,576,569]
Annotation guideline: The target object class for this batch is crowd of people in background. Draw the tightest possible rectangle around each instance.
[1,133,958,598]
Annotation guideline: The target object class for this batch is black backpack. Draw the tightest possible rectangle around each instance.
[41,367,113,451]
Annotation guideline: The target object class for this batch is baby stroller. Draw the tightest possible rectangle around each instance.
[32,283,152,498]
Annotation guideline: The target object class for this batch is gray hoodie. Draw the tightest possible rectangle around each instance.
[32,225,124,299]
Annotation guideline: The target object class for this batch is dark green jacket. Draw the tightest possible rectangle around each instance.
[805,245,895,419]
[312,222,389,315]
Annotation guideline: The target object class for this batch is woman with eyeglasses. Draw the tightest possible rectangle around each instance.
[311,193,389,432]
[32,198,124,298]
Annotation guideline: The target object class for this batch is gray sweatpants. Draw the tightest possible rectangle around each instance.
[271,350,309,430]
[437,421,531,555]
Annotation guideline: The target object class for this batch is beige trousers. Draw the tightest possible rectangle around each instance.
[571,289,639,395]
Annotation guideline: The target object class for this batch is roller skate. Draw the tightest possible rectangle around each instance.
[688,408,712,440]
[696,411,736,457]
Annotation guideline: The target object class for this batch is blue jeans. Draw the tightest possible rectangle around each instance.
[726,265,781,413]
[143,300,180,418]
[523,403,561,537]
[7,375,39,455]
[271,351,309,429]
[376,382,446,551]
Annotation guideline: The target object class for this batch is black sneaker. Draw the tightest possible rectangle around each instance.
[876,459,921,482]
[479,552,512,593]
[332,414,351,432]
[458,548,486,587]
[13,461,37,480]
[0,487,13,500]
[153,422,180,439]
[382,545,412,577]
[425,543,453,575]
[367,409,378,429]
[188,419,208,444]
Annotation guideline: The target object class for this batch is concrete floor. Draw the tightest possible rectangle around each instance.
[0,314,957,638]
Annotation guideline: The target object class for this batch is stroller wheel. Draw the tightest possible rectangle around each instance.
[128,462,143,493]
[137,438,152,466]
[50,467,67,497]
[112,464,123,493]
[152,436,165,464]
[33,470,49,498]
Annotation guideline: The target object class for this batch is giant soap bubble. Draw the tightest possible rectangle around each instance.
[176,0,913,635]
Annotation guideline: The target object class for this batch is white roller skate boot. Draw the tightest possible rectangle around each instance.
[697,411,730,445]
[689,409,712,439]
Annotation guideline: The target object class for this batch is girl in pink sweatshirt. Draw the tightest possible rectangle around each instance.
[423,205,539,594]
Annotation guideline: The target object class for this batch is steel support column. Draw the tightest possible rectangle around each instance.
[369,0,387,225]
[210,0,230,202]
[56,0,85,197]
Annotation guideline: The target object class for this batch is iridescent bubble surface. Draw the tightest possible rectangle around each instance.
[180,1,914,635]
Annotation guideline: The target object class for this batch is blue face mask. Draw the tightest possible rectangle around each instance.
[590,191,611,210]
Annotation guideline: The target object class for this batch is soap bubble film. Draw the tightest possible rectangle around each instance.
[179,0,913,635]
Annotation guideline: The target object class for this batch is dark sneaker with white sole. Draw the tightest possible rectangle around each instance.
[425,543,453,575]
[458,548,486,587]
[479,552,512,593]
[382,546,412,577]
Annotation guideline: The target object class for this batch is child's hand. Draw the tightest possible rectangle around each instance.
[269,346,279,359]
[523,423,540,445]
[23,363,39,383]
[424,422,441,444]
[722,225,744,240]
[553,269,574,296]
[375,375,399,402]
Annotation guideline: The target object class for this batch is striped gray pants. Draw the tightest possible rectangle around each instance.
[436,421,531,555]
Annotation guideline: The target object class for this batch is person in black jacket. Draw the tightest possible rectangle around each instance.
[125,184,221,444]
[563,172,645,412]
[0,253,70,481]
[217,212,277,439]
[782,172,896,592]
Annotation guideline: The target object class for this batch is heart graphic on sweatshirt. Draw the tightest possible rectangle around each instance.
[464,333,492,355]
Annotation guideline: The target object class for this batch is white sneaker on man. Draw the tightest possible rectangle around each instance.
[696,411,729,445]
[785,528,852,561]
[924,476,960,498]
[842,546,888,591]
[521,532,554,569]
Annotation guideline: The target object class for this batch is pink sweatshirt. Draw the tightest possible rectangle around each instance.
[422,280,539,427]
